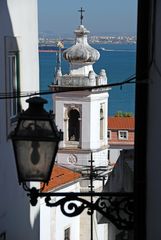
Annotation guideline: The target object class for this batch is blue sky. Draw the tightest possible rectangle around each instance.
[38,0,138,36]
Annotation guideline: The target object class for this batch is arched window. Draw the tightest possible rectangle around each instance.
[100,105,104,140]
[68,109,80,141]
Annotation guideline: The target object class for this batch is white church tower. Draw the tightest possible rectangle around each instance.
[51,9,110,169]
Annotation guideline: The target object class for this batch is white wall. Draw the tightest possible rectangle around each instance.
[40,181,108,240]
[40,183,80,240]
[54,91,108,150]
[0,0,40,239]
[6,0,39,109]
[109,148,121,165]
[109,146,133,165]
[56,149,108,172]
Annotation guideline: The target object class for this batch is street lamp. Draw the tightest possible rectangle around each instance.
[10,96,63,184]
[10,96,134,230]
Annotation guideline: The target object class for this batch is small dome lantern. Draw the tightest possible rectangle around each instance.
[63,25,100,64]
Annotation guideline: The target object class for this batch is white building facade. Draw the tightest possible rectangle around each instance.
[107,117,135,165]
[48,21,110,240]
[51,24,110,170]
[0,1,40,239]
[40,183,81,240]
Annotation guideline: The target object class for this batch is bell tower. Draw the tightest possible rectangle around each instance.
[50,10,110,168]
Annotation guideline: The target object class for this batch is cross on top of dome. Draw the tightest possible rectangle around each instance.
[53,8,108,88]
[78,7,85,25]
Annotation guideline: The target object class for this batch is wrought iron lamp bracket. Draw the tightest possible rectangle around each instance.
[27,187,134,230]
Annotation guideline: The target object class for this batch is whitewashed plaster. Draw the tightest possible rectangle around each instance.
[40,183,80,240]
[0,1,40,239]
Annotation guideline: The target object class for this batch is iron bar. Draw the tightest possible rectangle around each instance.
[35,191,133,197]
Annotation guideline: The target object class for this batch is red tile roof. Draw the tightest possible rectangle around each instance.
[43,165,81,192]
[108,117,135,130]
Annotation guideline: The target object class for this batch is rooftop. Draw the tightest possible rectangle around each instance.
[43,165,81,192]
[108,117,135,130]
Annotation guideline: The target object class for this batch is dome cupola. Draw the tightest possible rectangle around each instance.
[52,8,108,87]
[63,25,100,63]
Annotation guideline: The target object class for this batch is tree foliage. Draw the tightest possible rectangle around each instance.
[114,111,133,117]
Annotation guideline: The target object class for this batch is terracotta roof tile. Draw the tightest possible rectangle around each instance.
[43,165,81,192]
[108,117,135,130]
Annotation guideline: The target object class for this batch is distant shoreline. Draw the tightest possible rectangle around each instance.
[39,35,136,45]
[39,42,136,47]
[39,49,58,53]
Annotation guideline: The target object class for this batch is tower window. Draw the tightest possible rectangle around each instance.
[68,109,80,141]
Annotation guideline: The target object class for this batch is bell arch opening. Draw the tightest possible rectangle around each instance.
[68,109,80,141]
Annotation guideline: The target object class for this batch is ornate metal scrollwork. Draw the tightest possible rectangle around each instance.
[95,196,134,230]
[27,188,134,230]
[45,196,90,217]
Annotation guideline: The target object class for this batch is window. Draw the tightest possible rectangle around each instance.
[64,227,70,240]
[118,130,128,140]
[100,103,105,140]
[68,109,80,141]
[107,130,111,139]
[8,52,20,120]
[5,36,21,136]
[108,149,110,160]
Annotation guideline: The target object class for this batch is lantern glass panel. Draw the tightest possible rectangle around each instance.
[13,140,57,182]
[10,97,62,184]
[17,119,57,139]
